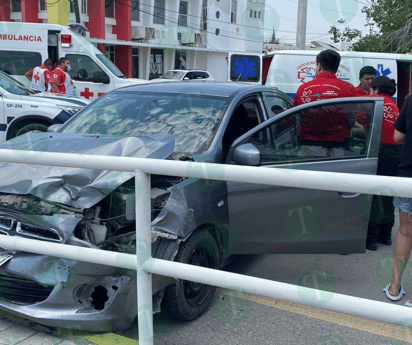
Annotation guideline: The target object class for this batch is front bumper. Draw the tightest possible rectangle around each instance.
[0,252,139,332]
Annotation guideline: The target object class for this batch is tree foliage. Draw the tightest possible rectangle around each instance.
[352,0,412,53]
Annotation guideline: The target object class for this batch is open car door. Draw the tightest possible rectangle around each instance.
[225,97,384,255]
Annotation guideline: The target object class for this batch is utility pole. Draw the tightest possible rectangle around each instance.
[73,0,81,23]
[295,0,308,49]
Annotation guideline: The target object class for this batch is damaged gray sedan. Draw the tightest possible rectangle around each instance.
[0,83,383,331]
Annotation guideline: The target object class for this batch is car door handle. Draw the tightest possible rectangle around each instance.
[338,192,361,198]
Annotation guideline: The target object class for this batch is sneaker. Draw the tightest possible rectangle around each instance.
[366,242,378,251]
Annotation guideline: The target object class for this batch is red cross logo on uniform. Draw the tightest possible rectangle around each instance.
[34,72,40,83]
[70,80,74,85]
[80,87,94,99]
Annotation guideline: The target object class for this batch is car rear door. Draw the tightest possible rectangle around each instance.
[225,97,383,255]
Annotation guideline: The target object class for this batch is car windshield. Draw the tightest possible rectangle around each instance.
[0,71,31,95]
[96,54,125,78]
[60,91,228,154]
[161,71,185,80]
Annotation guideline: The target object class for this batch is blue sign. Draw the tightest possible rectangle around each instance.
[376,64,391,77]
[230,55,260,82]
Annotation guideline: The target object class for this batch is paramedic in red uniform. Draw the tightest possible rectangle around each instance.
[24,58,53,92]
[355,66,376,96]
[293,50,357,157]
[365,76,402,250]
[49,58,77,97]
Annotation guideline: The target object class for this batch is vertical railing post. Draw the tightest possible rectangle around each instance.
[135,169,153,345]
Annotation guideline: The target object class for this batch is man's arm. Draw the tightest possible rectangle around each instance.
[25,68,34,81]
[394,129,406,143]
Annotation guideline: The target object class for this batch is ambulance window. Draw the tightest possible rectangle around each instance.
[0,51,41,76]
[66,54,108,82]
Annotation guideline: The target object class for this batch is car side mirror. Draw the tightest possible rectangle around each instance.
[47,124,61,133]
[234,143,260,166]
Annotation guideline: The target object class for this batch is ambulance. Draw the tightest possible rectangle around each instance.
[229,50,412,110]
[0,22,147,101]
[263,50,412,110]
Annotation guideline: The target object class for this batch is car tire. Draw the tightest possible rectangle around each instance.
[162,229,219,320]
[8,120,51,139]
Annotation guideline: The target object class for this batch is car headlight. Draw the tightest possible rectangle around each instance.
[58,105,83,116]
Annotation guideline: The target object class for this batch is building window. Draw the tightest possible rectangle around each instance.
[106,45,115,63]
[81,0,87,15]
[69,0,87,15]
[231,0,237,23]
[10,0,21,12]
[153,0,164,25]
[105,0,115,18]
[39,0,46,11]
[178,1,187,27]
[132,0,139,21]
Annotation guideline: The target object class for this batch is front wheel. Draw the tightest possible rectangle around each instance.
[8,121,50,140]
[162,230,219,320]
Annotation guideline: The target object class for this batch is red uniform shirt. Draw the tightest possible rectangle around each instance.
[293,72,358,142]
[355,84,368,96]
[49,66,75,95]
[375,94,400,145]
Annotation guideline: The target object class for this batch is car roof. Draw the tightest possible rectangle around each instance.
[117,82,285,98]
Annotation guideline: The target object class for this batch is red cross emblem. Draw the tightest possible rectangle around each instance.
[80,87,94,99]
[70,80,74,85]
[34,72,40,83]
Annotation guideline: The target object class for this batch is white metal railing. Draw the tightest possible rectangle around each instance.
[0,149,411,345]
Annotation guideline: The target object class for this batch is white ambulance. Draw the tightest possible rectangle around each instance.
[261,50,412,110]
[0,22,147,101]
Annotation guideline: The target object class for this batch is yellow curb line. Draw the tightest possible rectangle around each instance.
[219,289,412,343]
[80,333,138,345]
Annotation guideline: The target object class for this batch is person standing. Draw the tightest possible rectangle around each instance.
[49,58,76,96]
[365,77,402,250]
[354,66,376,96]
[293,49,357,107]
[383,93,412,304]
[25,58,54,92]
[293,50,358,158]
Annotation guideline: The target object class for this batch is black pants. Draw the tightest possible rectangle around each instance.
[366,145,402,244]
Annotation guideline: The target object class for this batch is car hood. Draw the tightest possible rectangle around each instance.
[28,92,90,107]
[0,133,174,208]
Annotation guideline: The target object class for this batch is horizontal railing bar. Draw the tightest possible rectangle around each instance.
[0,235,136,270]
[144,258,412,325]
[0,149,411,198]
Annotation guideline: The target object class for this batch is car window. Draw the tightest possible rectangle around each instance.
[222,97,263,157]
[184,72,194,80]
[0,51,42,76]
[241,101,375,165]
[66,54,108,82]
[262,93,291,118]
